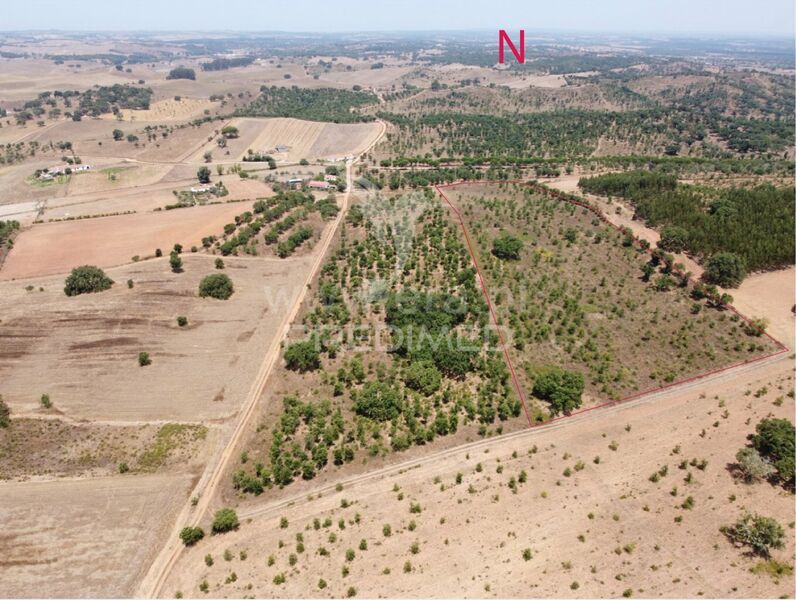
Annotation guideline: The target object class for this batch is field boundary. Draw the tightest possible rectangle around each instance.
[434,179,790,430]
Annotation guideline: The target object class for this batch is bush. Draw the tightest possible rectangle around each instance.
[179,526,205,546]
[177,316,188,327]
[211,508,239,534]
[284,341,321,372]
[197,166,211,184]
[492,232,523,260]
[0,396,10,428]
[723,513,785,557]
[736,447,775,483]
[138,352,151,367]
[354,381,401,421]
[215,258,224,270]
[533,367,584,415]
[64,265,114,296]
[703,252,746,288]
[199,274,234,300]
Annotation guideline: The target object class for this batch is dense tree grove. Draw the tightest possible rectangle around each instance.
[63,265,114,296]
[236,86,377,123]
[579,171,794,276]
[200,57,254,71]
[166,66,196,80]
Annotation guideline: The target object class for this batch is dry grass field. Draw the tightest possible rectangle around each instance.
[0,254,315,421]
[0,202,253,280]
[162,358,795,599]
[0,473,194,598]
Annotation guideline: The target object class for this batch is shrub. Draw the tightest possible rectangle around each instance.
[40,393,52,409]
[64,265,114,296]
[211,508,239,534]
[703,252,746,288]
[177,316,188,327]
[169,251,183,273]
[533,367,584,415]
[179,526,205,546]
[199,274,234,300]
[138,352,151,367]
[284,341,321,372]
[197,166,211,184]
[0,396,11,428]
[658,225,689,253]
[723,513,785,557]
[127,279,134,289]
[492,232,523,260]
[215,258,224,269]
[736,447,775,483]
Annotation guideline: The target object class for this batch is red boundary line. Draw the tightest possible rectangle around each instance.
[434,179,790,430]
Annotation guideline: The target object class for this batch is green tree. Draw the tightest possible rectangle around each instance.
[284,341,320,372]
[403,361,442,396]
[138,351,151,367]
[703,252,746,288]
[169,251,183,273]
[63,265,114,296]
[354,381,402,421]
[211,508,239,534]
[197,166,211,184]
[492,233,523,260]
[723,513,785,557]
[533,367,584,415]
[179,526,205,546]
[112,128,124,141]
[658,225,689,253]
[752,418,795,486]
[198,274,234,300]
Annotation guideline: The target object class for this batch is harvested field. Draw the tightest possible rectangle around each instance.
[162,358,795,599]
[105,97,218,122]
[239,117,383,163]
[1,202,253,280]
[0,254,314,422]
[0,473,193,598]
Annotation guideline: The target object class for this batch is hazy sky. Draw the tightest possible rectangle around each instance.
[4,0,795,36]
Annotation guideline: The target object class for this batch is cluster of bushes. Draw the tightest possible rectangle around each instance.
[218,191,314,255]
[0,220,19,246]
[276,226,312,258]
[579,171,795,278]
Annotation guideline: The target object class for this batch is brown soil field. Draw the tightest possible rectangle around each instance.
[0,254,315,422]
[0,202,252,280]
[0,473,194,598]
[162,357,795,599]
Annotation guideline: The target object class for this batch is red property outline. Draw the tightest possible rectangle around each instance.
[435,179,790,429]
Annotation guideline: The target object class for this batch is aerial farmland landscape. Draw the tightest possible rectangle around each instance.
[0,1,794,598]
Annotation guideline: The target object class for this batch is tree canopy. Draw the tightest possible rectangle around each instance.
[532,367,584,415]
[198,273,234,300]
[64,265,114,296]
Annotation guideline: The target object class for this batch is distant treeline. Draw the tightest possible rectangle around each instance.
[236,86,377,123]
[201,56,255,71]
[579,171,795,273]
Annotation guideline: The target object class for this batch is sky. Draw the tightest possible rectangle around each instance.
[3,0,794,36]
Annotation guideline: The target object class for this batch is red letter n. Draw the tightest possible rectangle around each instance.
[498,29,525,64]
